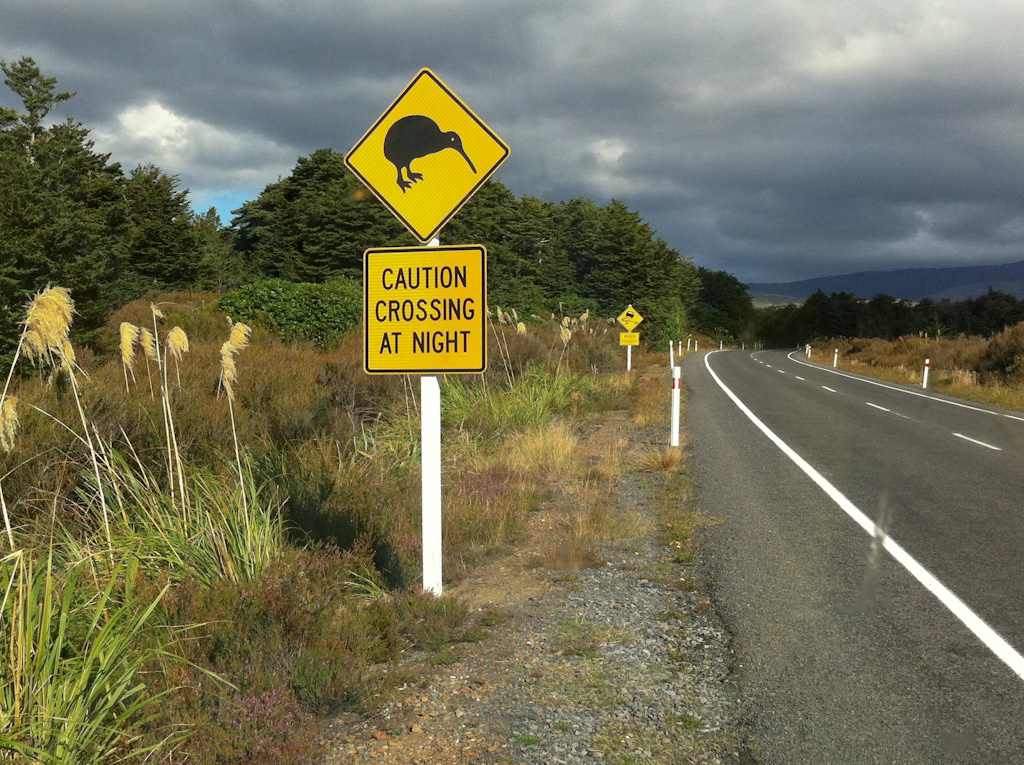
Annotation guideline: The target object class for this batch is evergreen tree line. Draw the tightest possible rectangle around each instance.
[0,58,241,365]
[230,147,715,342]
[756,289,1024,347]
[1,57,753,361]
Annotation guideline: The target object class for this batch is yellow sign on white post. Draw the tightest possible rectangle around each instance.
[620,332,640,346]
[345,69,510,243]
[363,245,487,374]
[617,305,644,332]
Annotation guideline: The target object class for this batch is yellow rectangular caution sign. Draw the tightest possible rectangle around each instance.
[620,332,640,346]
[364,245,487,374]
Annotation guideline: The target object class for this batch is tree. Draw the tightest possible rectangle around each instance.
[692,268,754,338]
[1,57,213,356]
[230,149,412,282]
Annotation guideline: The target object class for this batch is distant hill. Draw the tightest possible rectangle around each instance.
[747,260,1024,302]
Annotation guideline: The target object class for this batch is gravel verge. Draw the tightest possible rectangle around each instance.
[320,402,758,764]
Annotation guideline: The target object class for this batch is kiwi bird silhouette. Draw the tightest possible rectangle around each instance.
[383,115,477,192]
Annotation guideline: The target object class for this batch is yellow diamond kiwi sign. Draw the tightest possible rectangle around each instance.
[345,68,510,243]
[364,245,487,374]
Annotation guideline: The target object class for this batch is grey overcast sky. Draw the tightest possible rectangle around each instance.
[3,0,1023,283]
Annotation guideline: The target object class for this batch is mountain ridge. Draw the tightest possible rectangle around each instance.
[747,259,1024,302]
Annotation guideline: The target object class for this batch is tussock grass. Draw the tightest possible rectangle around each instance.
[638,446,685,473]
[503,423,580,482]
[814,324,1024,412]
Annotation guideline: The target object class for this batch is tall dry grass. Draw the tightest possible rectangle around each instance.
[815,324,1024,411]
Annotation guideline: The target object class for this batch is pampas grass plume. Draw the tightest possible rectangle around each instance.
[166,327,190,360]
[516,322,527,335]
[220,322,250,400]
[228,322,251,351]
[139,328,158,360]
[0,396,18,453]
[151,303,165,319]
[23,287,74,363]
[119,323,138,367]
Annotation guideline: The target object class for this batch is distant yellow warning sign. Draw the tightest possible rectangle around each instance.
[345,69,510,243]
[620,332,640,346]
[618,305,644,331]
[364,245,487,374]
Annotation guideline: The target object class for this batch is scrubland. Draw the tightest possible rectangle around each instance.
[812,323,1024,410]
[0,290,645,763]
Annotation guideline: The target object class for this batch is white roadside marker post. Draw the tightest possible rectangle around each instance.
[923,358,930,389]
[669,340,675,368]
[422,236,443,595]
[833,349,839,368]
[687,337,692,352]
[670,366,681,447]
[720,340,724,351]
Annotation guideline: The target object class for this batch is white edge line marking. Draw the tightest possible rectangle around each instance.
[786,351,1018,419]
[705,351,1024,681]
[953,433,1002,451]
[822,386,836,393]
[866,403,890,412]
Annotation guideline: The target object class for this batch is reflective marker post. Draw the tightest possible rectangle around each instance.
[670,366,681,447]
[422,236,443,595]
[923,358,930,390]
[833,349,839,368]
[669,340,675,368]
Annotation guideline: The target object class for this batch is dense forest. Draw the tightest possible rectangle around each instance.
[755,288,1024,347]
[1,57,761,363]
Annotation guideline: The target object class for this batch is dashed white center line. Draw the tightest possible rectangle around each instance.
[822,386,836,393]
[953,433,1002,451]
[778,370,785,374]
[866,403,890,412]
[795,376,805,381]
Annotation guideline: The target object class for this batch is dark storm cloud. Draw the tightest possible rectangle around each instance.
[3,0,1024,283]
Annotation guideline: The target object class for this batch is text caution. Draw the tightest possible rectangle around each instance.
[364,245,487,374]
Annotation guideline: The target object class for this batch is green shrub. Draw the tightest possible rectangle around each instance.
[219,278,361,345]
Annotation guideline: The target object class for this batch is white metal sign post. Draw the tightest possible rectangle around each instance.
[421,237,443,595]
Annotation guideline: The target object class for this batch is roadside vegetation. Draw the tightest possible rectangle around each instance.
[810,324,1024,411]
[0,283,651,762]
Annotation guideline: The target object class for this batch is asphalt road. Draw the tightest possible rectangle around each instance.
[684,349,1024,764]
